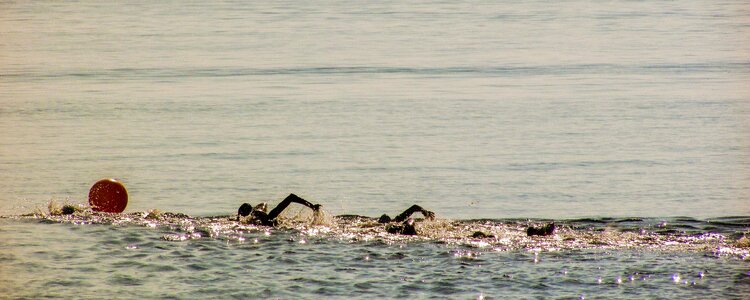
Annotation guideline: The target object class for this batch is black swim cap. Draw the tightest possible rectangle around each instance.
[238,203,253,217]
[378,214,392,223]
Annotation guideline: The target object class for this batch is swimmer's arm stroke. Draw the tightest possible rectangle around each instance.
[267,193,322,220]
[392,204,435,223]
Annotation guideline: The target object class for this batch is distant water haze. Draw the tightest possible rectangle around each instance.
[1,0,748,219]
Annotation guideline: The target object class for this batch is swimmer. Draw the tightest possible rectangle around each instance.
[471,231,495,239]
[61,205,76,215]
[237,193,322,226]
[527,222,555,236]
[377,204,436,235]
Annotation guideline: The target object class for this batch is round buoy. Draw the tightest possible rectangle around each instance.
[89,179,128,213]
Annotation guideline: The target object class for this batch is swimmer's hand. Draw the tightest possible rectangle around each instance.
[312,204,322,211]
[423,210,435,221]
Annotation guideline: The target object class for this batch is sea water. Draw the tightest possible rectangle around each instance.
[1,0,749,298]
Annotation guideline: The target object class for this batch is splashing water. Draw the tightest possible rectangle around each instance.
[2,207,749,299]
[12,205,750,258]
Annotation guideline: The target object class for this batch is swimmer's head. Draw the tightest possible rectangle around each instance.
[61,205,76,215]
[237,203,253,221]
[378,214,392,223]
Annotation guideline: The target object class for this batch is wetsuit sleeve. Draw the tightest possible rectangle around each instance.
[267,193,320,221]
[392,205,435,223]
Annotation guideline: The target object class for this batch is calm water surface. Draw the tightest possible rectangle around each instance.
[1,0,749,298]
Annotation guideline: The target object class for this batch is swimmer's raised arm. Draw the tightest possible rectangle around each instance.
[392,204,435,223]
[267,193,321,220]
[237,194,321,225]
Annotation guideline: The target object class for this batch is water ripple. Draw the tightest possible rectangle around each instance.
[3,62,748,81]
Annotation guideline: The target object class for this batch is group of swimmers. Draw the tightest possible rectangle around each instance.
[237,193,556,237]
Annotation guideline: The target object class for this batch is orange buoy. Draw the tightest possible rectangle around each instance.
[89,178,128,213]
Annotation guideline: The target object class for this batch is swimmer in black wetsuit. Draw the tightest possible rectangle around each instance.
[527,222,555,236]
[237,193,321,226]
[377,204,435,235]
[469,223,555,239]
[238,195,434,235]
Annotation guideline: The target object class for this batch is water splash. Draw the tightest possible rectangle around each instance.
[8,208,749,259]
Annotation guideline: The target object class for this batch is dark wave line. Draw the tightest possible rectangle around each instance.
[2,62,748,80]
